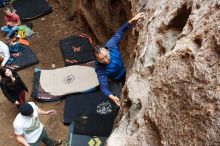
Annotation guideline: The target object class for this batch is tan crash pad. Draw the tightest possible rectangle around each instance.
[40,65,99,96]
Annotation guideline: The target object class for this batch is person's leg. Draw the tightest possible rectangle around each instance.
[1,26,11,33]
[29,138,41,146]
[18,90,25,104]
[41,128,55,146]
[7,26,18,38]
[28,128,46,146]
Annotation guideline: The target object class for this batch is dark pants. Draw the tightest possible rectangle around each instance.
[29,128,55,146]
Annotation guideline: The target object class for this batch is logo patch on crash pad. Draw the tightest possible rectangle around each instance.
[88,137,102,146]
[97,101,112,115]
[64,75,75,84]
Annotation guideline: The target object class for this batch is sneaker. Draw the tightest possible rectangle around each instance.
[53,140,62,146]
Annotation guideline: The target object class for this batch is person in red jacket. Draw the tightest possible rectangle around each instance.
[1,7,21,39]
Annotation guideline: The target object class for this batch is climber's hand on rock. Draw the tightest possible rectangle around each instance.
[109,94,120,107]
[129,12,144,24]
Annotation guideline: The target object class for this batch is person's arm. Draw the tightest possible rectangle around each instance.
[128,12,144,24]
[6,21,12,26]
[105,22,131,48]
[95,63,113,97]
[95,63,121,106]
[31,102,56,115]
[15,135,30,146]
[37,108,56,115]
[106,12,144,48]
[14,122,29,146]
[1,45,10,67]
[1,49,10,67]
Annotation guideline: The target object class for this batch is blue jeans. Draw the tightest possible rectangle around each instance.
[1,25,18,38]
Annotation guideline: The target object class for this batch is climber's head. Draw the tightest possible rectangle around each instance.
[94,45,110,64]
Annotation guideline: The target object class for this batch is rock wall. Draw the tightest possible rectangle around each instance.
[63,0,220,145]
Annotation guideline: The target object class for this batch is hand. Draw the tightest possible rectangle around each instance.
[7,22,12,26]
[10,23,16,27]
[15,100,19,105]
[46,110,57,115]
[109,95,120,107]
[128,12,144,24]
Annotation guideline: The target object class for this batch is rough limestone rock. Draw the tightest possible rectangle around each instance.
[63,0,220,145]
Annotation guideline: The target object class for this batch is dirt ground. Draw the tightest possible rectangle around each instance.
[0,1,89,146]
